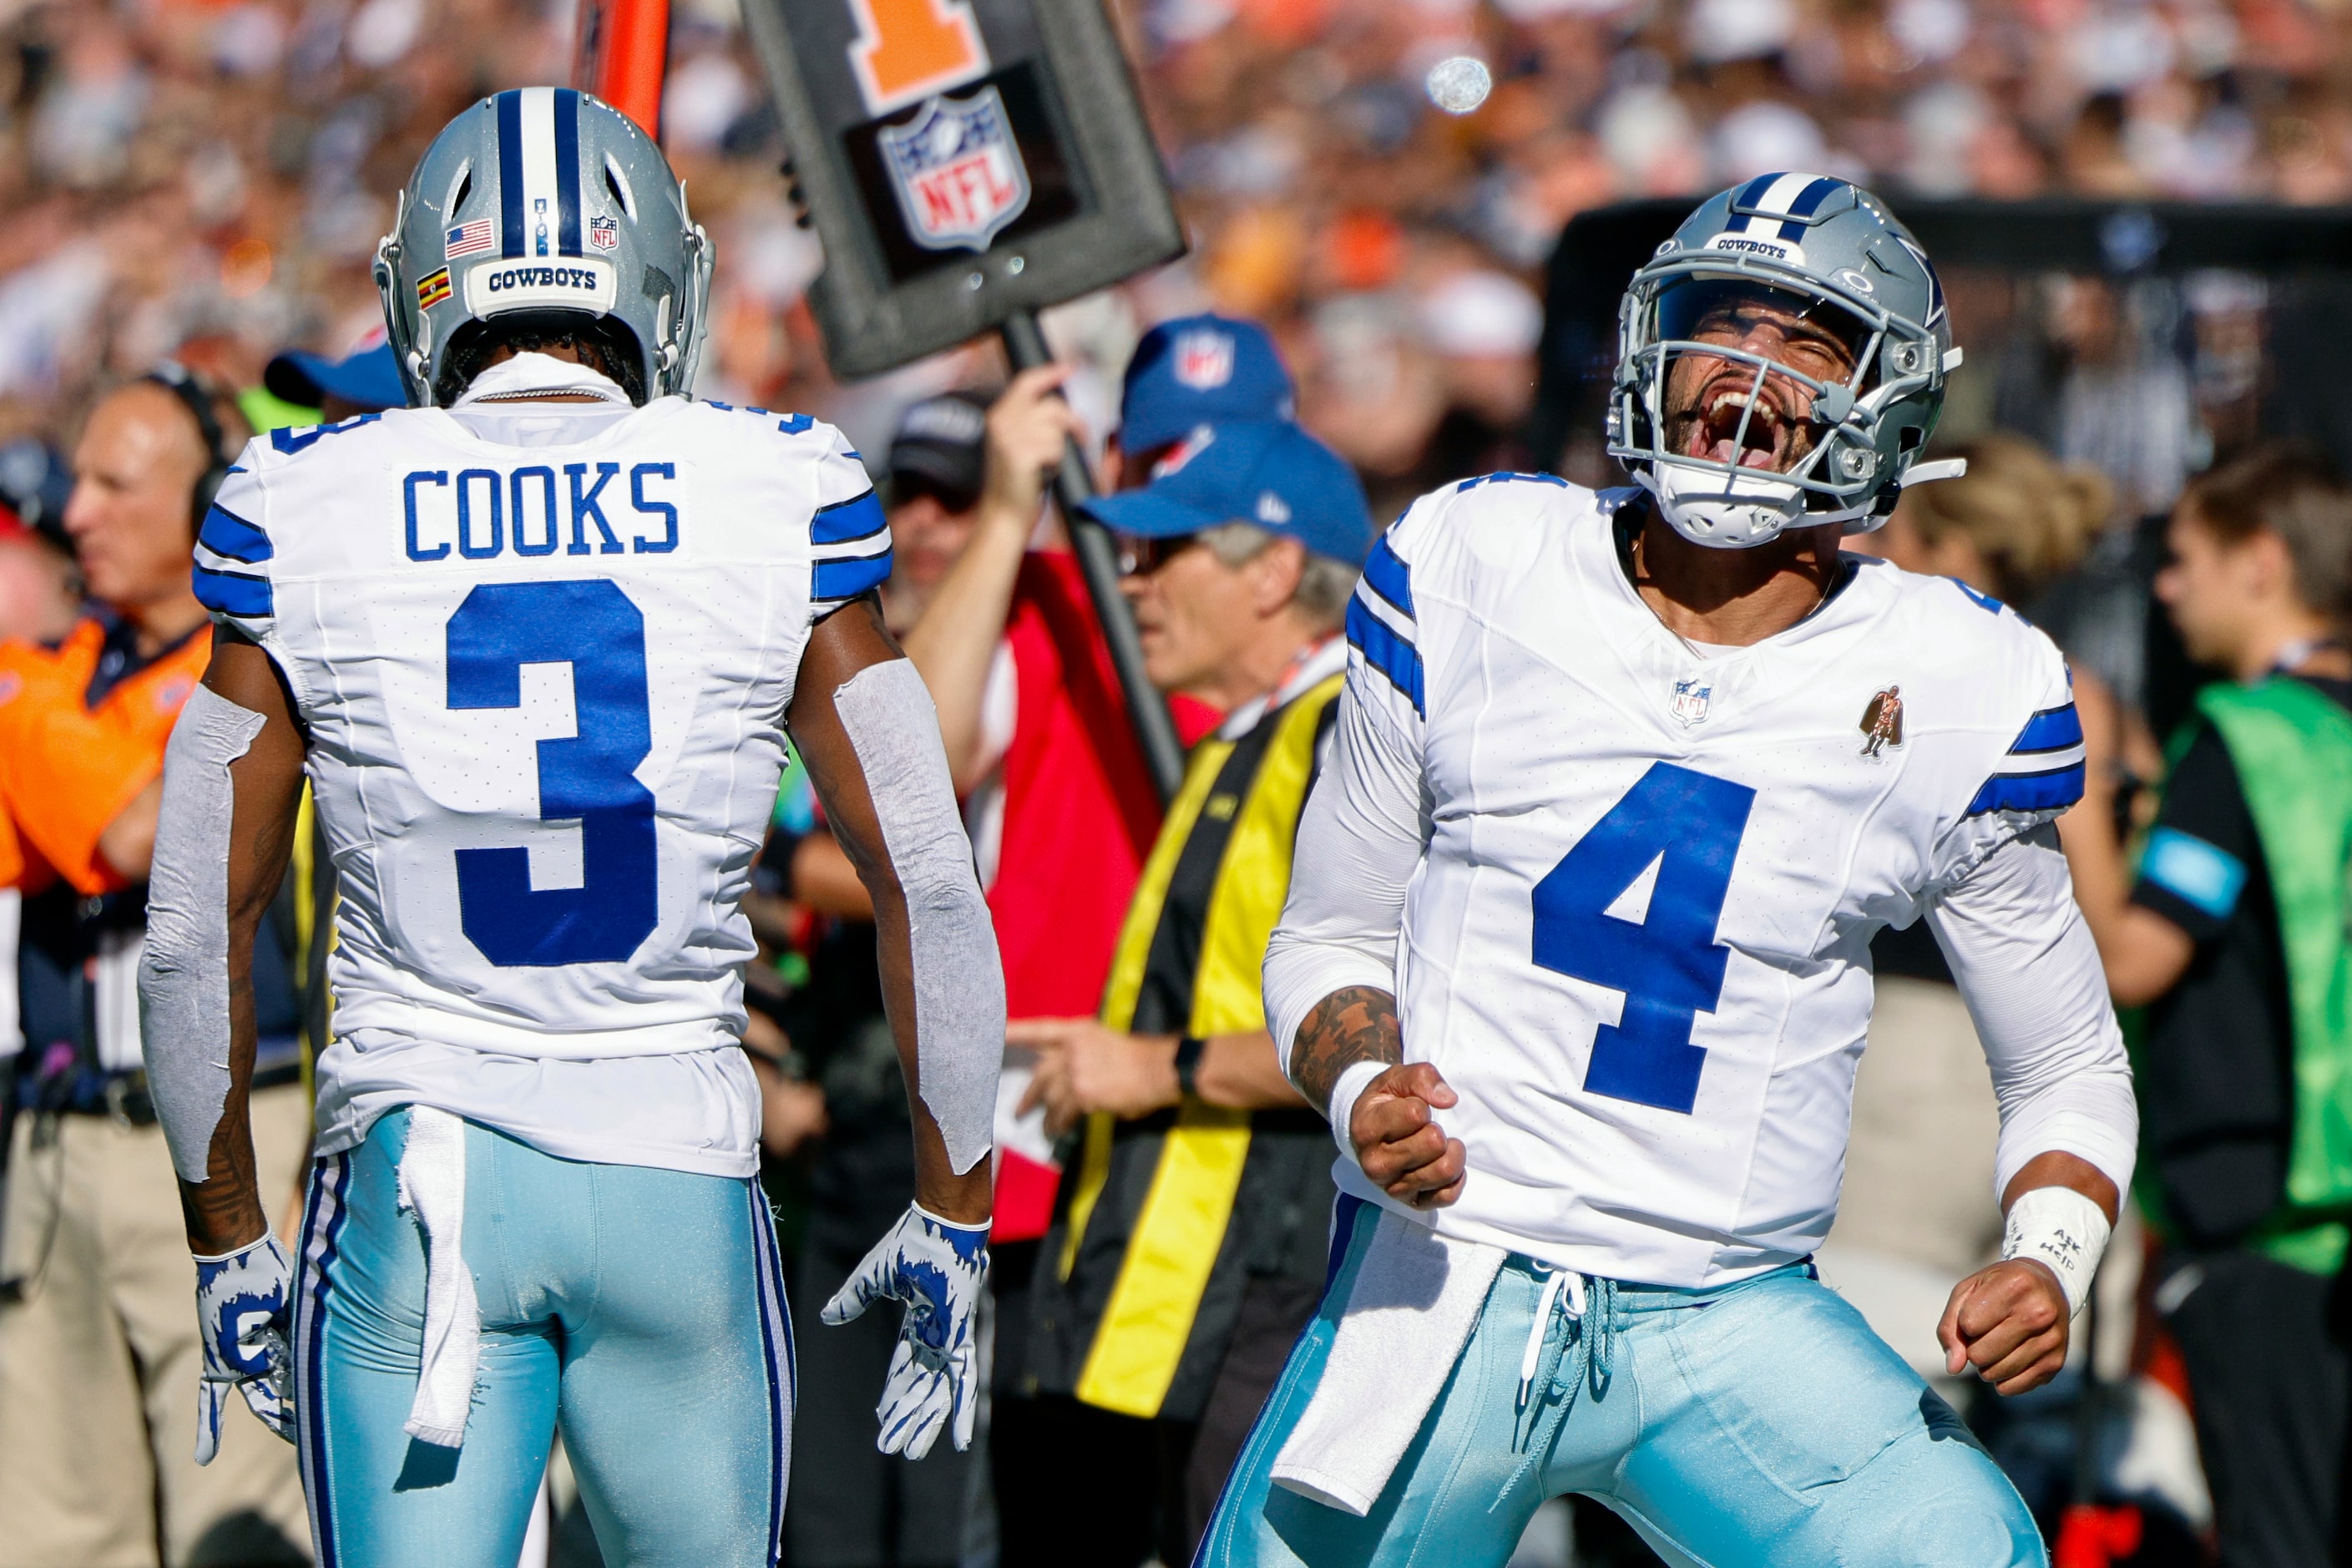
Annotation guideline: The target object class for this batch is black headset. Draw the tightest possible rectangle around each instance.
[141,360,230,526]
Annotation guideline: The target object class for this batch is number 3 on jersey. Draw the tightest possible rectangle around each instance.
[1531,763,1754,1114]
[446,580,658,967]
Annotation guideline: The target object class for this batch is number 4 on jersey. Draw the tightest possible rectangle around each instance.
[1531,763,1755,1114]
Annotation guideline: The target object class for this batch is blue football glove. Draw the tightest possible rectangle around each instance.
[822,1202,989,1459]
[193,1235,296,1465]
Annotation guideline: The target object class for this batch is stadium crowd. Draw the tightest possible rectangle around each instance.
[4,2,2352,1567]
[6,0,2352,468]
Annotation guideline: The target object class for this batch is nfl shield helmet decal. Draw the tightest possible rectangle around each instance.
[589,214,619,252]
[879,85,1032,253]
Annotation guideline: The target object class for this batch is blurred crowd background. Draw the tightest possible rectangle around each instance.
[7,0,2352,486]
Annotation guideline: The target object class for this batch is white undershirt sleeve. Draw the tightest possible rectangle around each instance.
[1925,822,2139,1206]
[1262,681,1429,1081]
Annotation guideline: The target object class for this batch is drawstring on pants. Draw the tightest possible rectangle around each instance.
[1494,1267,1615,1510]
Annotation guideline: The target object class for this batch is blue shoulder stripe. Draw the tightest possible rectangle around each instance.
[198,504,271,564]
[1360,536,1414,618]
[193,562,272,618]
[1346,597,1424,716]
[1966,762,2084,817]
[813,548,893,603]
[812,489,887,547]
[2011,703,2083,755]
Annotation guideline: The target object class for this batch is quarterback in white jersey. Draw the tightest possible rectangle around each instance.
[135,92,1002,1568]
[1204,178,2135,1567]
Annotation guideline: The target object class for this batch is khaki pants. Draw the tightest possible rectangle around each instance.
[0,1083,314,1567]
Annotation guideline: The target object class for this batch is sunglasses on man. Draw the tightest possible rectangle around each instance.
[1113,532,1201,577]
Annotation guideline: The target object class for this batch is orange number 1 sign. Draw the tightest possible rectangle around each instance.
[847,0,989,115]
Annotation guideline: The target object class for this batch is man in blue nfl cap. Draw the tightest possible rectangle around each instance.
[1115,313,1297,473]
[997,419,1374,1567]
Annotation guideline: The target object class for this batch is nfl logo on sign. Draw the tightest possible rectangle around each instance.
[589,215,619,252]
[1670,675,1712,727]
[878,85,1033,253]
[1174,330,1234,390]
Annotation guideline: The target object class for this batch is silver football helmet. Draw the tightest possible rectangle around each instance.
[374,88,713,407]
[1608,173,1965,548]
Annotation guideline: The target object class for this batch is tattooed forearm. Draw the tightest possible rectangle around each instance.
[1288,985,1403,1110]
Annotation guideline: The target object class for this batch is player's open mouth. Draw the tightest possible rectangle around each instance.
[1688,385,1793,470]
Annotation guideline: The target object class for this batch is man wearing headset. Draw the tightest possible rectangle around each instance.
[0,368,313,1565]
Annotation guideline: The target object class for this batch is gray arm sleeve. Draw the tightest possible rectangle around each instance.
[1926,823,2139,1205]
[832,658,1004,1175]
[137,685,268,1186]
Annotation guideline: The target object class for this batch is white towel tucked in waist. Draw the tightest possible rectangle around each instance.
[1272,1204,1506,1516]
[396,1105,481,1449]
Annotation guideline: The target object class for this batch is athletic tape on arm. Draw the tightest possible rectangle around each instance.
[138,685,269,1186]
[832,659,1004,1175]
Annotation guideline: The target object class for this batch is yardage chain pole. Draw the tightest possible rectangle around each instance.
[999,310,1186,805]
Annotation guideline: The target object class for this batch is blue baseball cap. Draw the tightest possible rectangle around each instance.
[263,341,406,412]
[1083,421,1372,567]
[1120,314,1295,456]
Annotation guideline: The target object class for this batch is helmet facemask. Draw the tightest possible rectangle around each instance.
[1613,257,1945,549]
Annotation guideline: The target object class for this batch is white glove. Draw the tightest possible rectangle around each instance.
[193,1235,296,1464]
[821,1202,989,1460]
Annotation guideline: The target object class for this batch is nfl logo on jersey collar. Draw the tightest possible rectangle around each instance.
[1670,675,1712,727]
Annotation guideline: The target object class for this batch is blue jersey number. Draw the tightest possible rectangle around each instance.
[1530,762,1754,1113]
[445,579,658,966]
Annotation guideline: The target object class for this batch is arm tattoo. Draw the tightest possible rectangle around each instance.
[1288,985,1402,1110]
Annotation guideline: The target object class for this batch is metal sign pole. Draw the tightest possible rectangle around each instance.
[998,310,1186,804]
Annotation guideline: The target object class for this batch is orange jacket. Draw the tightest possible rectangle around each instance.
[0,618,210,896]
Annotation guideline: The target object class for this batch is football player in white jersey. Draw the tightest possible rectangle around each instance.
[1201,176,2137,1566]
[134,91,1004,1568]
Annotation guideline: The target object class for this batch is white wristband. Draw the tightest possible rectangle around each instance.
[2000,1186,2112,1318]
[1326,1060,1388,1170]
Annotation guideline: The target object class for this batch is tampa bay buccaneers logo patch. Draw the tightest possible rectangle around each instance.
[1859,685,1904,757]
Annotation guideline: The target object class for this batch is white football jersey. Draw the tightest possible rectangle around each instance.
[195,392,888,1173]
[1325,476,2083,1285]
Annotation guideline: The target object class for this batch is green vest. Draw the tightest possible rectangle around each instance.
[2190,680,2352,1273]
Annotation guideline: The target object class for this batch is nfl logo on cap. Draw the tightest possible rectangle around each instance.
[1173,329,1235,390]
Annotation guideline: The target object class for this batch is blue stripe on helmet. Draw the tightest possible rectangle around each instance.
[1722,172,1784,235]
[1775,175,1843,240]
[497,90,525,259]
[554,89,583,258]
